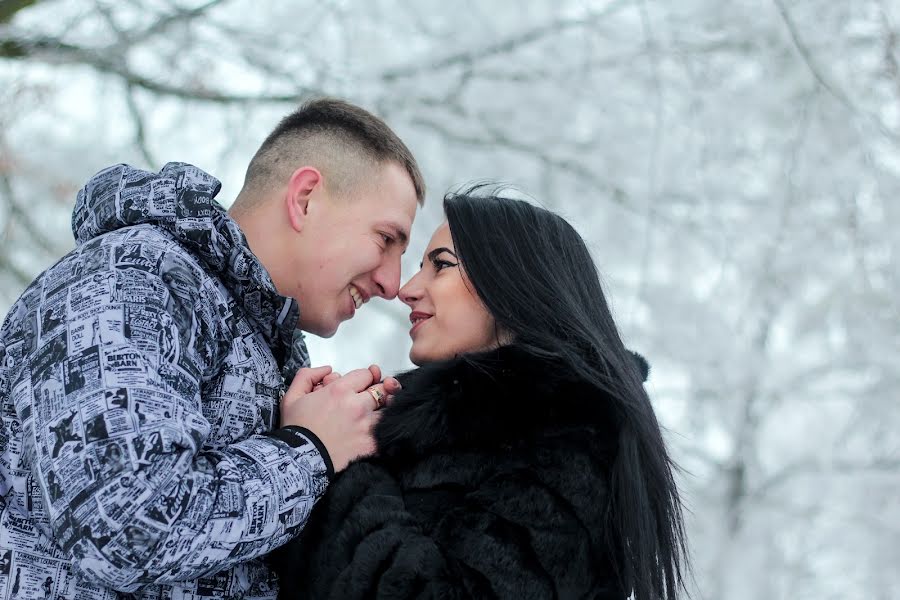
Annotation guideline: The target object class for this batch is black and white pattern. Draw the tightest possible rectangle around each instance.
[0,163,322,599]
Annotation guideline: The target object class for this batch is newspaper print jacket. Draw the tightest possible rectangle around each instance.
[0,163,329,600]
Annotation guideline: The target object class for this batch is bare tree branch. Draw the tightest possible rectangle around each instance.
[634,0,665,318]
[0,0,40,24]
[773,0,900,146]
[0,252,33,288]
[0,28,319,103]
[754,457,900,500]
[707,92,814,598]
[125,84,156,168]
[381,0,631,82]
[0,174,65,256]
[878,0,900,103]
[411,115,631,208]
[772,0,855,109]
[125,0,230,47]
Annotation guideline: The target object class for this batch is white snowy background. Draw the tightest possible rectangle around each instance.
[1,2,898,598]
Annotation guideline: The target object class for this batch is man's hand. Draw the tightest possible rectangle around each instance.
[280,365,400,472]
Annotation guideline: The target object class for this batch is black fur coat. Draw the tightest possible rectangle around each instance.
[273,345,629,599]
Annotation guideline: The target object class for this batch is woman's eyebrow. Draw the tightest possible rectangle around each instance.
[420,247,458,268]
[428,247,458,260]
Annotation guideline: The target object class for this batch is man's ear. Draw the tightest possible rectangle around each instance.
[285,166,323,232]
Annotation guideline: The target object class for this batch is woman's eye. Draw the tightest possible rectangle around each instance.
[432,259,457,271]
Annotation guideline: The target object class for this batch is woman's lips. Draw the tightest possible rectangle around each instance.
[409,311,433,336]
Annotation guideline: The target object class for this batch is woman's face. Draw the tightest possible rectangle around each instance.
[399,222,500,365]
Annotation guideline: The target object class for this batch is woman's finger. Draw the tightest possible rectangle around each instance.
[383,377,402,396]
[361,384,388,411]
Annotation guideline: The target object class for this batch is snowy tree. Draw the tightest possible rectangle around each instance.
[2,1,898,598]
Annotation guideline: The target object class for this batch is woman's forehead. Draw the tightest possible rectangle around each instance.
[425,222,452,251]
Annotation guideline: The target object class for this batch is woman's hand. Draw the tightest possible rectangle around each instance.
[279,365,402,472]
[313,365,402,405]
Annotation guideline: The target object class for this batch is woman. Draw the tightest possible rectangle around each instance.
[274,191,688,600]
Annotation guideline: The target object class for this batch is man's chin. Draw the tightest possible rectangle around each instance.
[297,318,340,338]
[314,324,340,338]
[317,327,339,339]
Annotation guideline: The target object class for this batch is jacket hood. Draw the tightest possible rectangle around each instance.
[71,162,302,368]
[376,345,637,461]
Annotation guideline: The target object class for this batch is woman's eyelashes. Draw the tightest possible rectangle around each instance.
[431,256,458,272]
[425,247,459,272]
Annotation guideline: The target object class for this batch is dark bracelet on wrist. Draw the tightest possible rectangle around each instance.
[267,426,335,480]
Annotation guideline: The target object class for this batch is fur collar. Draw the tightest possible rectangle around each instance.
[375,345,622,461]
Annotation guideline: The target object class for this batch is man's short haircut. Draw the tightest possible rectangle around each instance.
[237,98,425,208]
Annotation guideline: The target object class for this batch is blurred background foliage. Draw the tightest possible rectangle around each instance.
[1,2,898,598]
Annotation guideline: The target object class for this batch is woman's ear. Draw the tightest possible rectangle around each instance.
[285,167,323,232]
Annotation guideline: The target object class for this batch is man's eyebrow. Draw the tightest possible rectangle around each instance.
[381,222,409,246]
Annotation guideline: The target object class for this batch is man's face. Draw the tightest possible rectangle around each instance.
[291,161,418,337]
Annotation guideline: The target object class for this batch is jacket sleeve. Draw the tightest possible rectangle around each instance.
[17,254,329,592]
[275,457,607,600]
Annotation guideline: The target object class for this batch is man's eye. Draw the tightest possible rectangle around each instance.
[380,233,393,244]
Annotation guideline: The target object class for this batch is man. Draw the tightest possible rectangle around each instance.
[0,99,425,599]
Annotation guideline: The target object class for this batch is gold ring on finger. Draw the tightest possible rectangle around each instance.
[367,387,386,410]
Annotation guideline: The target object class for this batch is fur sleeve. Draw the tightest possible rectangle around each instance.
[276,453,620,600]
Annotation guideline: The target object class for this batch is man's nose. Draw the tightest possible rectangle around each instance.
[372,259,402,299]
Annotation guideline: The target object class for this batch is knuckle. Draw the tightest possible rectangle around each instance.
[353,401,369,419]
[330,380,351,395]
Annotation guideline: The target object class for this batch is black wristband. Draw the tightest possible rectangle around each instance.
[267,426,335,480]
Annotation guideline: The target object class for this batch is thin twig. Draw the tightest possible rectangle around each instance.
[381,0,631,81]
[0,29,318,103]
[773,0,900,145]
[124,84,156,168]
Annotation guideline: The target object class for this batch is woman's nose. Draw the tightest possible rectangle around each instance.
[399,271,423,306]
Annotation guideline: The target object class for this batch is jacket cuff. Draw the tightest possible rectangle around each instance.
[268,426,335,480]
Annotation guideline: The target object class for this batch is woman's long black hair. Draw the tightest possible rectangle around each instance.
[444,189,688,600]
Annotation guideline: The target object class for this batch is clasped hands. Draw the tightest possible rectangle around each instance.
[279,364,401,472]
